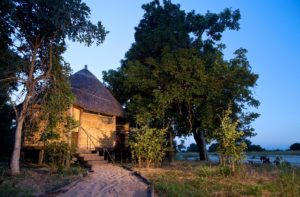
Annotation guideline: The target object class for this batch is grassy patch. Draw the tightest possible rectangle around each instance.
[246,150,300,156]
[138,161,300,197]
[0,163,86,196]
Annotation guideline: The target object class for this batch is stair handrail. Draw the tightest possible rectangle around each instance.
[79,126,115,163]
[103,148,114,163]
[79,126,97,149]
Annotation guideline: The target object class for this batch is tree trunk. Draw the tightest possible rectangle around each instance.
[193,130,209,161]
[169,131,175,162]
[10,115,25,175]
[10,90,31,175]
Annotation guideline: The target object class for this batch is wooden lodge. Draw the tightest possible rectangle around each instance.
[23,67,129,162]
[69,67,128,151]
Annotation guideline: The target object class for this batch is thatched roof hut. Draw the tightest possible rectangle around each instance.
[70,68,124,117]
[23,67,128,157]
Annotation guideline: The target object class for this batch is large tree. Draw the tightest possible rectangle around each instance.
[0,0,19,157]
[0,0,107,175]
[103,0,259,160]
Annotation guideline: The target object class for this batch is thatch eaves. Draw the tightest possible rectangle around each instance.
[70,68,124,117]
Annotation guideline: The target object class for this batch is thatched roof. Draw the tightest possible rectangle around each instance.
[70,68,124,117]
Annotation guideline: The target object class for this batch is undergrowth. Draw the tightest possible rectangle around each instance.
[0,164,85,197]
[142,161,300,197]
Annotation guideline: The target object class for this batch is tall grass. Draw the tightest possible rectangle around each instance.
[142,161,300,197]
[277,165,300,196]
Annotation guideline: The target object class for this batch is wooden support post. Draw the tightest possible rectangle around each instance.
[66,105,73,168]
[38,149,44,165]
[79,109,83,149]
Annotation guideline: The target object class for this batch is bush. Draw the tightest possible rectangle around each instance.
[57,165,85,176]
[215,105,246,174]
[45,141,75,168]
[219,165,232,177]
[129,126,167,168]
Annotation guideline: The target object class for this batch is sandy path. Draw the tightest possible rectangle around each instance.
[56,163,148,197]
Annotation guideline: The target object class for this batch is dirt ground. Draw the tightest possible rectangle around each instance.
[56,163,148,197]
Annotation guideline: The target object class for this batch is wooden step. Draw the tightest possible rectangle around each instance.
[87,160,108,165]
[77,148,97,154]
[75,149,108,172]
[79,153,104,161]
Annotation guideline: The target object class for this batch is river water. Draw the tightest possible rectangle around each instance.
[177,153,300,167]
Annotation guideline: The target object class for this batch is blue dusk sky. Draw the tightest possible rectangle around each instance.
[64,0,300,150]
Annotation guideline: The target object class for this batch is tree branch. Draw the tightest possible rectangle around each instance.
[0,77,18,82]
[33,42,53,83]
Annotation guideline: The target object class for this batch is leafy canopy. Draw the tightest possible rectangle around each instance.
[103,0,259,160]
[1,0,107,174]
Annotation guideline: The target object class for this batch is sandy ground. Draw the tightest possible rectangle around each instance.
[56,163,148,197]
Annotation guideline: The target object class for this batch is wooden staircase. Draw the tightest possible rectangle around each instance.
[76,149,108,172]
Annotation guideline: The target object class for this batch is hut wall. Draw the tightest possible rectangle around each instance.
[77,111,116,149]
[72,107,81,132]
[24,105,119,150]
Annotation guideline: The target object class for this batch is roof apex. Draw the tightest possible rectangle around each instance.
[70,69,124,117]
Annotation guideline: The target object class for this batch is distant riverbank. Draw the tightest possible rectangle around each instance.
[176,151,300,166]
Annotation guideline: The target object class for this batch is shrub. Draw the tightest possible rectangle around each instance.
[196,166,218,177]
[129,126,167,168]
[219,165,232,177]
[215,105,246,174]
[45,141,75,168]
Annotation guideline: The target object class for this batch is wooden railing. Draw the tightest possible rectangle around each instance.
[103,148,114,163]
[79,126,115,163]
[79,126,97,150]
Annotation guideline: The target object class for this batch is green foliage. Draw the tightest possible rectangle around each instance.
[103,0,259,160]
[289,142,300,151]
[209,139,265,153]
[40,130,60,143]
[57,165,85,176]
[0,1,20,157]
[147,162,300,197]
[129,125,167,168]
[0,0,20,96]
[196,165,219,177]
[0,103,14,156]
[2,0,107,96]
[0,164,85,196]
[215,105,247,173]
[42,116,78,167]
[40,61,75,138]
[44,141,75,168]
[277,166,300,196]
[0,186,33,197]
[2,0,107,174]
[218,165,232,177]
[11,0,106,47]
